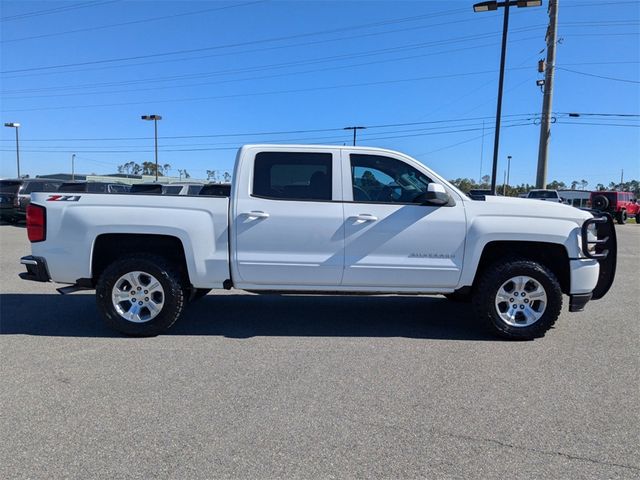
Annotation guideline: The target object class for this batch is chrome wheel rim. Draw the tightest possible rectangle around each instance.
[494,275,547,327]
[111,271,164,323]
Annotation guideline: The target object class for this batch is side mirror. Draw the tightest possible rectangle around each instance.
[417,183,450,206]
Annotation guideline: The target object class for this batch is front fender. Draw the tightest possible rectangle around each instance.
[458,215,580,287]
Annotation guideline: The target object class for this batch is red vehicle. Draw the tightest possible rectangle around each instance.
[590,191,640,224]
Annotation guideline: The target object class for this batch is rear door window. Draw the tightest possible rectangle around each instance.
[253,151,333,201]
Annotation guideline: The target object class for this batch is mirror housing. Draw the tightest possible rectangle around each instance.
[418,183,450,206]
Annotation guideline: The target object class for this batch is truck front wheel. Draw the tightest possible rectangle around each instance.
[617,210,627,224]
[473,260,562,340]
[96,254,185,336]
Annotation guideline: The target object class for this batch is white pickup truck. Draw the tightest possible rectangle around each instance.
[20,145,617,340]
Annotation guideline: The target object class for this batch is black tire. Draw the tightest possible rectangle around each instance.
[635,213,640,224]
[189,288,212,302]
[591,195,609,211]
[444,291,472,303]
[616,210,627,225]
[96,254,185,336]
[472,259,562,340]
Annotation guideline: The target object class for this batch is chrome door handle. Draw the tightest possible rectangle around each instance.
[353,213,378,222]
[244,211,270,219]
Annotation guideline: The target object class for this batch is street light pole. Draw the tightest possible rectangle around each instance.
[491,1,510,196]
[504,155,512,195]
[141,114,162,181]
[344,126,367,146]
[4,122,21,178]
[472,0,541,194]
[71,154,76,181]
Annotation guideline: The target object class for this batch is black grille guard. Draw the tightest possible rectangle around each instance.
[581,212,617,300]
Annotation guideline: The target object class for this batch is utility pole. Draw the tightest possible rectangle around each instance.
[71,154,76,181]
[344,126,366,146]
[479,120,485,184]
[620,169,624,188]
[535,0,559,189]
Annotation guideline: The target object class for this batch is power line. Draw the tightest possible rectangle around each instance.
[1,14,504,80]
[1,1,267,44]
[2,66,535,113]
[0,115,536,144]
[2,36,544,100]
[0,6,470,74]
[0,0,119,21]
[1,30,539,94]
[557,66,640,84]
[556,121,640,127]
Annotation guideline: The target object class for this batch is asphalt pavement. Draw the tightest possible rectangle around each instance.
[1,222,638,479]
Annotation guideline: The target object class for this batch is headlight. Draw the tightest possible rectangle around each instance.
[585,222,597,254]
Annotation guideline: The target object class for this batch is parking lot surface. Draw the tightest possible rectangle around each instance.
[1,223,639,479]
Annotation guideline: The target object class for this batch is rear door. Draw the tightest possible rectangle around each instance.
[340,150,466,289]
[232,148,344,287]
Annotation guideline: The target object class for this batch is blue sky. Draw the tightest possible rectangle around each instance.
[1,0,638,187]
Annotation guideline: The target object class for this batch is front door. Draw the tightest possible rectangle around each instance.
[341,151,466,289]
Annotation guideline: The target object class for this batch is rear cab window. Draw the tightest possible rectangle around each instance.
[252,151,333,201]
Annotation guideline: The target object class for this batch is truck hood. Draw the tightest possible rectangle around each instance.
[466,195,592,224]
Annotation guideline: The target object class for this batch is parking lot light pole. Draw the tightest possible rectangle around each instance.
[4,122,21,178]
[141,115,162,181]
[504,155,512,195]
[472,0,541,194]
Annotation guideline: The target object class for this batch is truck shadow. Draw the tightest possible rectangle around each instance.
[0,293,494,341]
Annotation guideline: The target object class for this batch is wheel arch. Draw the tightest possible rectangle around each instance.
[472,240,570,294]
[91,233,190,286]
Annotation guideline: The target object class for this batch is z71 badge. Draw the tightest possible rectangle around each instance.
[47,195,81,202]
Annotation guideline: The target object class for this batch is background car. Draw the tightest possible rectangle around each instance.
[129,183,205,195]
[57,181,131,193]
[590,190,640,224]
[0,178,63,223]
[526,189,562,202]
[0,179,22,223]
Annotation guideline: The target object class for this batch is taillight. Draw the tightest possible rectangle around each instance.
[26,204,46,242]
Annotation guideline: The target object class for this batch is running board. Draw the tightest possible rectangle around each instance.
[57,284,93,295]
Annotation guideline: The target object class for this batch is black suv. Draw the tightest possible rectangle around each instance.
[0,178,63,223]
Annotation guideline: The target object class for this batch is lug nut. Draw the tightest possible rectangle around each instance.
[137,287,141,291]
[520,305,525,309]
[138,301,143,305]
[145,297,149,301]
[144,290,148,294]
[524,299,529,304]
[509,298,514,302]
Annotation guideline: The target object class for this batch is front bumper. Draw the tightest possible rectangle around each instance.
[19,255,51,282]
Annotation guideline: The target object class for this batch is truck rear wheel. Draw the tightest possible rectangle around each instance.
[96,254,185,336]
[472,259,562,340]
